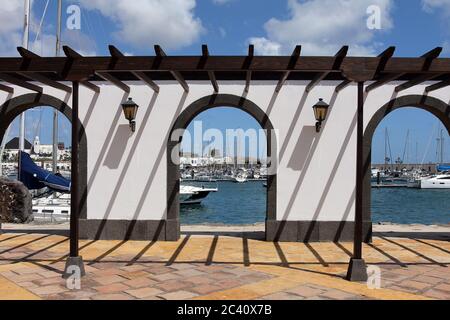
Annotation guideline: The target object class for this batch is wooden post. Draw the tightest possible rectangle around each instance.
[63,81,85,278]
[346,81,368,281]
[70,81,79,257]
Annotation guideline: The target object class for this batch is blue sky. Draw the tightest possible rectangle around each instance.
[1,0,449,162]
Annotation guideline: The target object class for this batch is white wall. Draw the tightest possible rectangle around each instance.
[1,80,449,222]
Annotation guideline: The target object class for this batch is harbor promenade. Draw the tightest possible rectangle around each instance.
[0,224,448,300]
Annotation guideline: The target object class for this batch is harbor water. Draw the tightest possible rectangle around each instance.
[180,181,450,225]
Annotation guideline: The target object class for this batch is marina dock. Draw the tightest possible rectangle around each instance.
[371,184,411,188]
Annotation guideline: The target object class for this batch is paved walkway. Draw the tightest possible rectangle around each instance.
[0,232,448,300]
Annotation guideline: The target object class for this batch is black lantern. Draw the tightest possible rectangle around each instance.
[312,98,329,133]
[121,98,139,132]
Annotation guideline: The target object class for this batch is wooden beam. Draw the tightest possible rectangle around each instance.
[154,45,189,92]
[244,45,254,93]
[367,47,442,93]
[422,47,443,60]
[109,45,159,93]
[0,73,42,92]
[63,45,82,58]
[375,46,396,74]
[202,45,219,93]
[306,46,348,93]
[425,79,450,92]
[419,47,443,71]
[96,72,130,93]
[364,47,398,93]
[275,45,301,93]
[335,80,352,93]
[63,46,100,93]
[17,47,40,59]
[19,72,72,93]
[394,73,443,92]
[0,83,14,94]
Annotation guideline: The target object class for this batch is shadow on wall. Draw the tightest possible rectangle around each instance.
[287,126,316,171]
[103,124,133,169]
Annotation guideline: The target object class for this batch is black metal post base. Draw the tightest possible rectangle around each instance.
[0,223,3,234]
[346,258,368,282]
[63,256,86,279]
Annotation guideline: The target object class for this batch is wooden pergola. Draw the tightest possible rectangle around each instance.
[0,45,449,281]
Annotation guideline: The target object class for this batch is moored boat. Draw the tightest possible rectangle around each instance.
[180,185,218,205]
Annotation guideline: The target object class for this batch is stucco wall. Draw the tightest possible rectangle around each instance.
[1,81,449,225]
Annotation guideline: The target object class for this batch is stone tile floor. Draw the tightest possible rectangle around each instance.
[0,232,448,300]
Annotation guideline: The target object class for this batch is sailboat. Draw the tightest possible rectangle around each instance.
[19,151,70,193]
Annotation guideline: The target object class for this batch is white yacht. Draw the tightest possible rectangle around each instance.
[233,174,248,183]
[32,192,71,221]
[180,185,218,205]
[419,173,450,189]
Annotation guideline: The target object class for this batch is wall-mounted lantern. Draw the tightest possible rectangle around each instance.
[121,98,139,132]
[312,98,329,133]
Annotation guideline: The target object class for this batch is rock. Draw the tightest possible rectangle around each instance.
[0,177,33,223]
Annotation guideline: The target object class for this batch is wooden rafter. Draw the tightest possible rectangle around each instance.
[62,46,101,93]
[425,79,450,92]
[0,45,448,86]
[336,47,395,93]
[0,83,14,94]
[154,45,189,92]
[18,72,72,93]
[394,47,443,92]
[306,46,348,93]
[365,47,398,93]
[16,47,72,92]
[202,45,219,93]
[17,46,40,59]
[375,47,396,75]
[0,72,43,92]
[275,45,301,93]
[109,45,159,93]
[367,47,441,93]
[244,45,254,93]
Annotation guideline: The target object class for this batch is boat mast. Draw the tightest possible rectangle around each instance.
[384,127,387,165]
[440,129,444,164]
[19,0,31,152]
[52,0,62,173]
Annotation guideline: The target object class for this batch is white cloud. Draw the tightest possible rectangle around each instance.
[0,0,97,57]
[422,0,450,15]
[248,0,394,56]
[247,37,282,55]
[78,0,204,51]
[212,0,234,5]
[0,0,27,56]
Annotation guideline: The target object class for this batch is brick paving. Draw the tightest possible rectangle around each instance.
[0,232,448,300]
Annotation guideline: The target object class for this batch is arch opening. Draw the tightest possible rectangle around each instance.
[0,93,87,224]
[364,95,450,234]
[166,94,277,241]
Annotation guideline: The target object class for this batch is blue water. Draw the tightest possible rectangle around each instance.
[180,181,449,225]
[181,181,266,225]
[371,188,449,225]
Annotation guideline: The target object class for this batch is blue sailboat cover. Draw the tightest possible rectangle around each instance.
[19,151,71,192]
[437,164,450,172]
